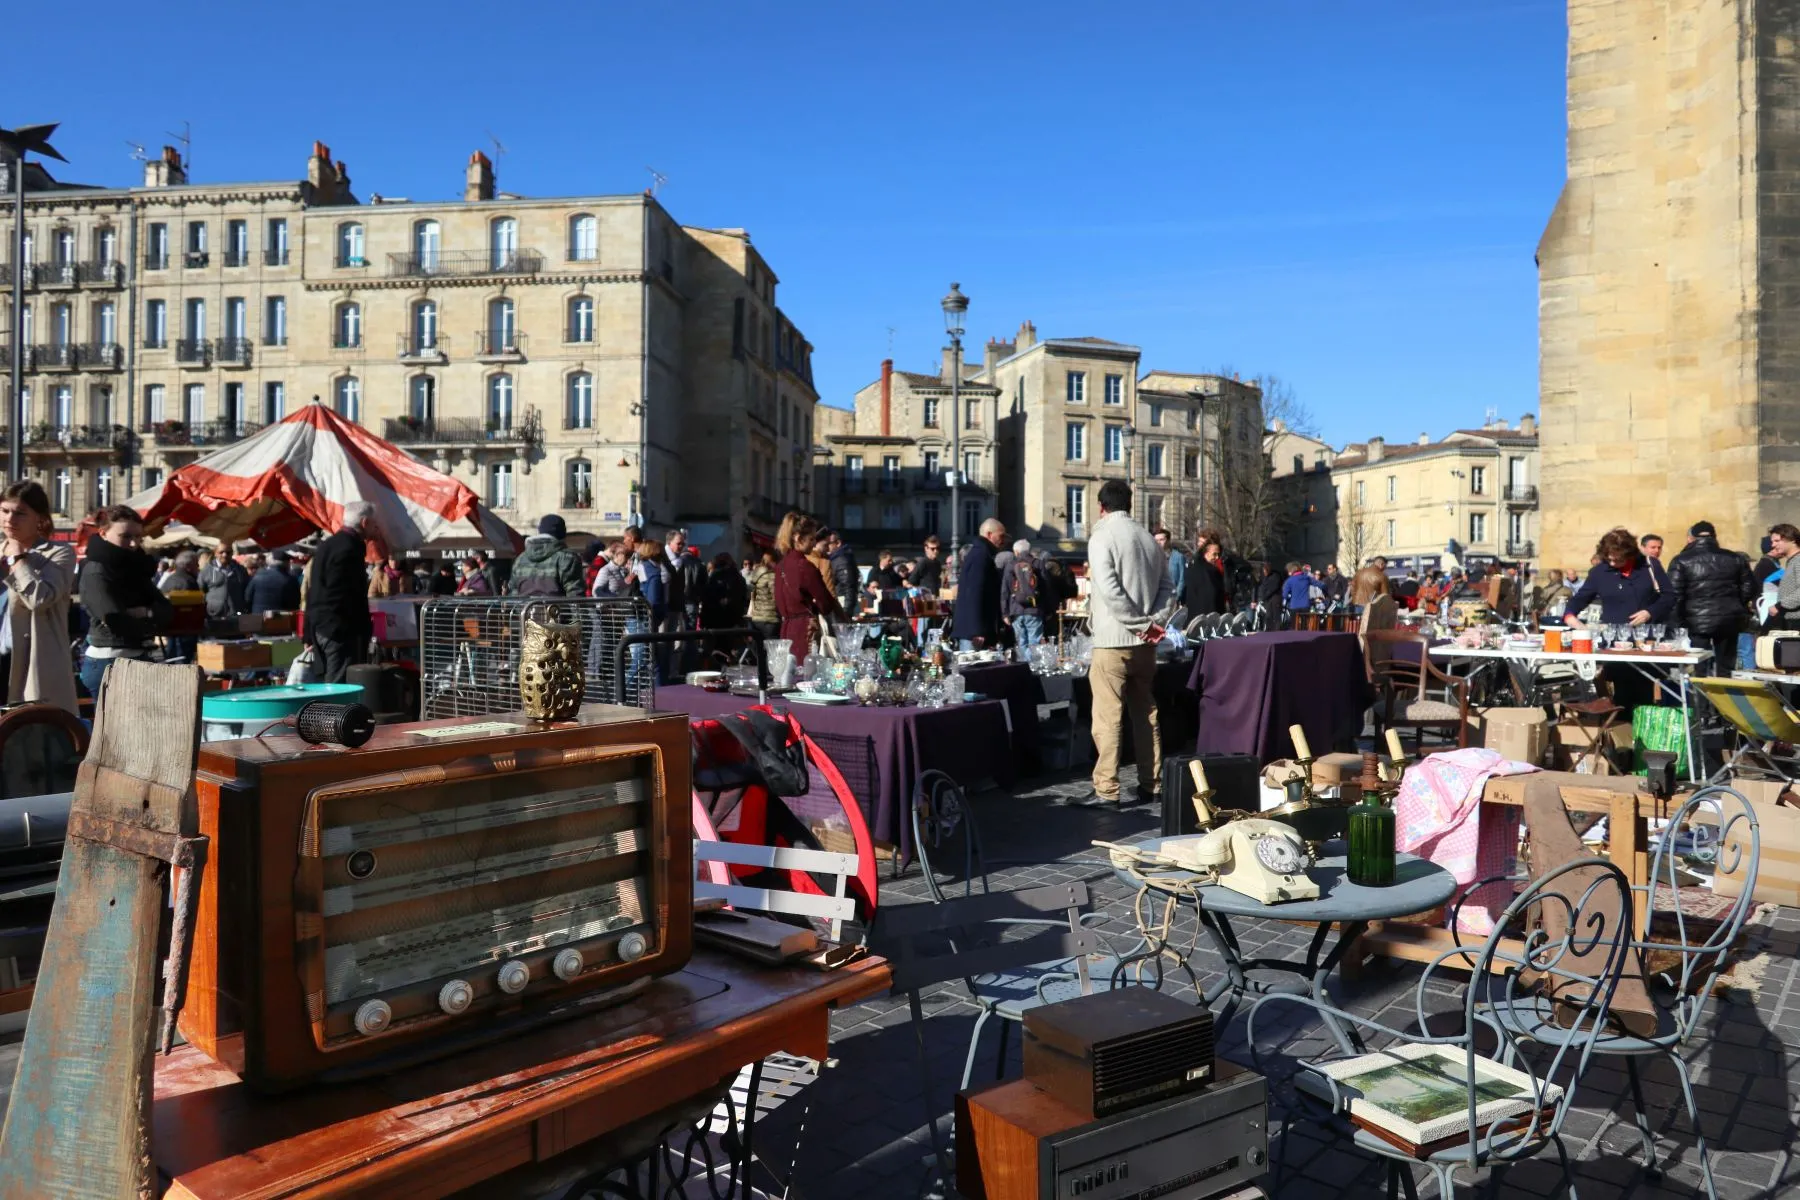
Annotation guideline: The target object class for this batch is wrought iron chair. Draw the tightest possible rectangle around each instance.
[1454,784,1761,1200]
[1249,857,1637,1199]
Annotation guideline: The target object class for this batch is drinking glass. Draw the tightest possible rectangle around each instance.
[1649,624,1665,646]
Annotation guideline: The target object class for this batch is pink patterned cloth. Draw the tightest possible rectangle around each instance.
[1395,747,1536,934]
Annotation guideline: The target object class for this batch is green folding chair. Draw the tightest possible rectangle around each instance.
[1691,676,1800,784]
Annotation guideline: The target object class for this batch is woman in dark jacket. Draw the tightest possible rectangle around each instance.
[774,521,839,665]
[79,505,173,697]
[1183,539,1229,616]
[1564,527,1676,710]
[699,552,750,660]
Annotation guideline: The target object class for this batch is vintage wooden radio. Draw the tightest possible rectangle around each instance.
[180,705,692,1090]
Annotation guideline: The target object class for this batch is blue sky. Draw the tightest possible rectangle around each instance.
[11,0,1567,447]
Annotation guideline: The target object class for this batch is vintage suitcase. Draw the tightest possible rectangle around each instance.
[180,704,692,1090]
[1161,754,1262,836]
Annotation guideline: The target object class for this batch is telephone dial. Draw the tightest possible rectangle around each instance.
[1160,819,1320,905]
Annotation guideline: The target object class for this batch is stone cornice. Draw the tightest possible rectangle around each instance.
[302,270,650,293]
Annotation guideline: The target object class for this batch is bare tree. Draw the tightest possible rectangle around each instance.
[1198,372,1314,561]
[1338,480,1373,572]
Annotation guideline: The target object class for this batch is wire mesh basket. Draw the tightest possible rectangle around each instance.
[418,596,655,720]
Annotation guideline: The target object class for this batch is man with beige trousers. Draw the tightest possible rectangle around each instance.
[1083,479,1174,805]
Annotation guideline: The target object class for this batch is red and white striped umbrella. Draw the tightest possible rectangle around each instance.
[126,403,523,556]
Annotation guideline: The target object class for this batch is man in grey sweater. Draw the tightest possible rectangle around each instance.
[1083,479,1174,805]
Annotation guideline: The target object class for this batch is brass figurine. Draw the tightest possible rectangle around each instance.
[519,617,583,721]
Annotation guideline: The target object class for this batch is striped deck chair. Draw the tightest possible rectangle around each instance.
[1691,676,1800,784]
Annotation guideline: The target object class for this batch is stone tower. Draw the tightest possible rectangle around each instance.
[1538,0,1800,565]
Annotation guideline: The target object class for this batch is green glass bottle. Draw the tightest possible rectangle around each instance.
[1347,784,1396,887]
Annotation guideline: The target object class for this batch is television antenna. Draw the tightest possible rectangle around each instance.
[485,131,508,165]
[886,326,896,356]
[646,167,667,197]
[165,121,191,172]
[126,142,147,163]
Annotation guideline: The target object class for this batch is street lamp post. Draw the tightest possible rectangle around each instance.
[941,283,968,566]
[0,124,64,486]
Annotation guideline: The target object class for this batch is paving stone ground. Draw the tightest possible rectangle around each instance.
[742,765,1800,1200]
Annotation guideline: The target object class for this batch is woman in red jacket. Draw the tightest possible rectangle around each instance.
[774,515,839,664]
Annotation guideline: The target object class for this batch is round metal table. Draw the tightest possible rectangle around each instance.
[1114,838,1458,1053]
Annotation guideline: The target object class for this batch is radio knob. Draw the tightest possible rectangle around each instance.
[496,959,531,994]
[353,999,392,1036]
[437,979,474,1014]
[552,948,584,980]
[617,931,649,962]
[1247,1147,1267,1167]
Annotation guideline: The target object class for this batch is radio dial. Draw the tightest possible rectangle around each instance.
[617,931,649,962]
[437,979,474,1014]
[353,999,392,1036]
[552,948,584,980]
[496,960,531,994]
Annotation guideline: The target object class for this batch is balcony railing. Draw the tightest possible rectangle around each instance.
[141,419,263,447]
[336,255,369,269]
[0,344,28,370]
[32,344,75,370]
[1503,484,1538,504]
[386,250,546,280]
[0,263,27,286]
[37,262,78,288]
[264,248,289,266]
[1506,540,1536,557]
[474,330,527,359]
[75,343,122,370]
[397,333,449,362]
[222,248,250,268]
[144,253,169,271]
[175,339,211,365]
[382,408,542,448]
[183,251,209,269]
[25,424,131,451]
[564,491,594,510]
[78,260,124,286]
[909,465,991,492]
[216,338,252,366]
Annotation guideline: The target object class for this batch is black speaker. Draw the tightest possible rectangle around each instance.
[1161,754,1261,836]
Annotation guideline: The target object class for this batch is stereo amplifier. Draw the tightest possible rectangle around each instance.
[957,1059,1267,1200]
[1024,986,1215,1119]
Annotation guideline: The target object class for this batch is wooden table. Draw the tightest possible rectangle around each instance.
[1347,773,1674,973]
[152,950,890,1199]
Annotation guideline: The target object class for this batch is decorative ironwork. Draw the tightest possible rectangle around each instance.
[215,338,252,366]
[1504,484,1539,504]
[75,343,122,370]
[25,424,132,451]
[382,407,542,449]
[263,248,289,267]
[141,419,263,447]
[32,344,75,370]
[175,339,211,365]
[36,262,78,288]
[396,333,449,361]
[77,260,124,286]
[474,330,527,359]
[183,251,209,269]
[385,249,545,279]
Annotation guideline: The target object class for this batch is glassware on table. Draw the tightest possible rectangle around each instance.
[922,679,946,708]
[1648,624,1666,647]
[945,671,965,704]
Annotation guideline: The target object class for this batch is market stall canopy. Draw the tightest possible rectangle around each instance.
[125,404,523,556]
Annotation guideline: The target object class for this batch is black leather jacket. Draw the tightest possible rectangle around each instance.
[1669,534,1756,633]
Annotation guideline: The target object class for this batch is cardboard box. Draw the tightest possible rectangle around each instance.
[197,640,273,673]
[259,612,296,636]
[1551,717,1633,773]
[1711,777,1800,907]
[1478,707,1550,767]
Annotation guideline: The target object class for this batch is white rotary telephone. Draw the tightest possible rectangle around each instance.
[1160,819,1320,905]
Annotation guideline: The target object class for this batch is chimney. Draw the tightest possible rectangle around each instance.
[143,145,187,188]
[1016,320,1036,351]
[466,150,495,202]
[1270,417,1287,434]
[306,141,336,203]
[1519,413,1538,437]
[941,346,957,384]
[1366,436,1385,463]
[334,158,351,199]
[1418,432,1430,445]
[880,359,893,437]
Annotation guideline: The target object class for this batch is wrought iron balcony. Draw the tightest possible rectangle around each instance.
[1506,539,1536,557]
[1503,484,1538,505]
[78,260,124,286]
[175,339,212,366]
[0,262,28,286]
[36,262,78,288]
[0,344,31,370]
[386,249,545,280]
[909,465,990,492]
[183,251,209,269]
[264,248,289,267]
[382,407,542,448]
[32,344,75,371]
[397,333,449,363]
[216,338,252,367]
[75,343,123,370]
[564,489,594,510]
[222,248,250,268]
[25,424,132,451]
[141,419,263,447]
[144,252,169,271]
[474,330,527,361]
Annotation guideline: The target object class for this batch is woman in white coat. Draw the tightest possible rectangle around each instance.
[1,481,77,714]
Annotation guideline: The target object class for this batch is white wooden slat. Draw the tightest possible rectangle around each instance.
[695,882,857,922]
[694,839,860,876]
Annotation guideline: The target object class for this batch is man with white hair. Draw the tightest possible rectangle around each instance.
[305,501,377,682]
[951,517,1007,650]
[1001,537,1048,652]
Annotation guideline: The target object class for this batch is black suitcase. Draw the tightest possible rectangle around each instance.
[1161,754,1262,836]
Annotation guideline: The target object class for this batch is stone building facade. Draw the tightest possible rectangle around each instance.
[1,142,815,550]
[1539,0,1800,565]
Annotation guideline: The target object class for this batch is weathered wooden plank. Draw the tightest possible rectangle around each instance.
[0,660,202,1200]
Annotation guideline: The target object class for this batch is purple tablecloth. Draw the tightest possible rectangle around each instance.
[1184,631,1367,763]
[657,685,1015,857]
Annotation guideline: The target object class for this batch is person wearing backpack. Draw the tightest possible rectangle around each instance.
[1002,539,1047,651]
[505,515,586,597]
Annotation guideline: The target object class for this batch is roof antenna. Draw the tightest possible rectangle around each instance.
[886,326,896,356]
[165,121,191,173]
[485,131,508,167]
[646,167,667,197]
[126,142,147,163]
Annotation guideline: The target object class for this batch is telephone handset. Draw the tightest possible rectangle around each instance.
[1166,819,1320,905]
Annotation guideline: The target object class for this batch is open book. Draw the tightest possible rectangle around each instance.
[1311,1043,1560,1150]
